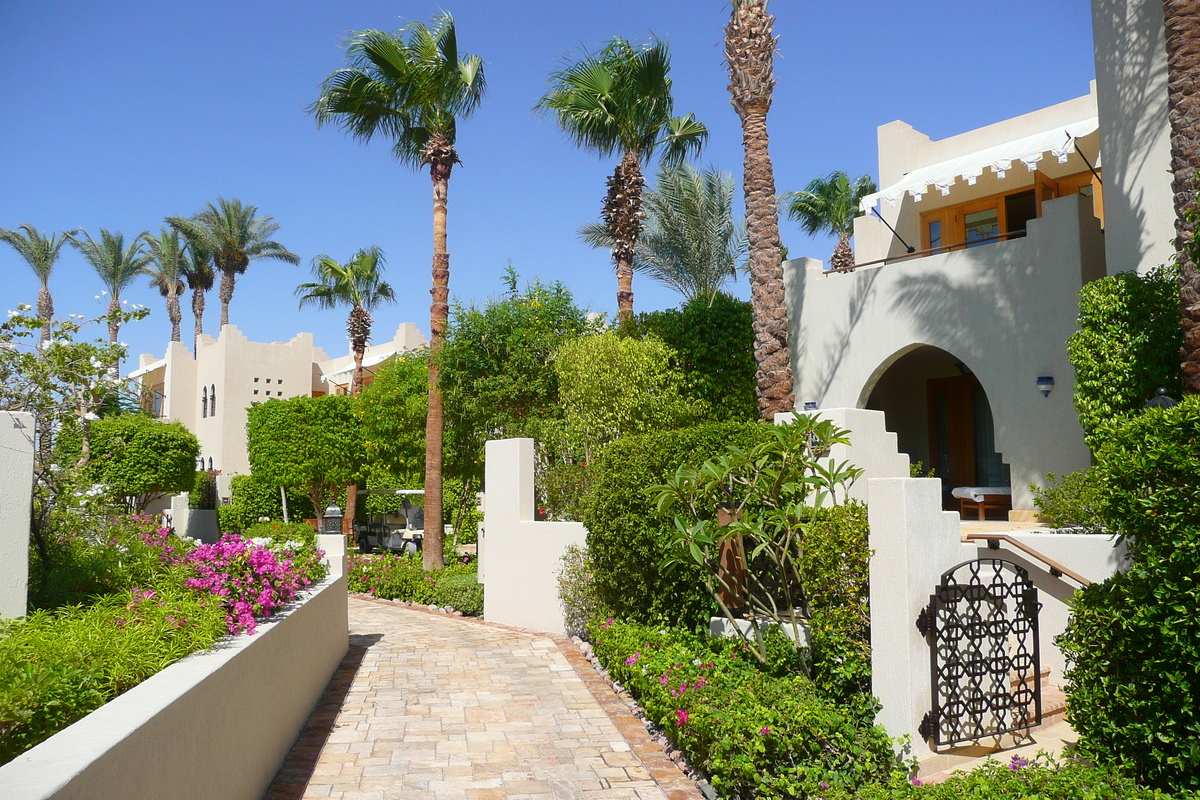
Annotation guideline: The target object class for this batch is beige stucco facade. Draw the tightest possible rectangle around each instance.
[786,0,1173,514]
[130,322,426,481]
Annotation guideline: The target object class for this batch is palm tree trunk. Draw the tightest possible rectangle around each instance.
[36,286,53,346]
[167,288,182,343]
[107,298,120,345]
[829,233,855,272]
[727,0,794,420]
[219,270,234,329]
[192,287,205,355]
[1164,0,1200,392]
[424,151,453,571]
[345,342,366,541]
[604,151,645,325]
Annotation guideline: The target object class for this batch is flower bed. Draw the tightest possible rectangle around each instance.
[347,552,482,616]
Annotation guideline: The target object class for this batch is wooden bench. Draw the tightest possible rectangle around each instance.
[953,487,1013,521]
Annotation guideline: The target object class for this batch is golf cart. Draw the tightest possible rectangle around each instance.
[354,489,425,555]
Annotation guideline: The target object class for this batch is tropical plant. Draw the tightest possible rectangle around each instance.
[81,416,200,512]
[782,171,877,271]
[143,228,188,343]
[538,36,708,323]
[311,13,486,569]
[166,198,299,329]
[70,229,151,344]
[726,0,794,419]
[179,235,214,354]
[1164,3,1200,393]
[582,162,744,305]
[296,246,396,397]
[0,224,71,345]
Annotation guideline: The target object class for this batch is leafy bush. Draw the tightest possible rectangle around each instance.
[630,293,757,422]
[346,553,483,615]
[0,586,226,765]
[219,474,315,535]
[1068,264,1182,447]
[83,415,200,512]
[556,544,605,638]
[429,573,483,616]
[591,619,900,799]
[821,752,1195,799]
[244,520,319,547]
[580,421,775,627]
[1031,469,1106,532]
[189,470,217,510]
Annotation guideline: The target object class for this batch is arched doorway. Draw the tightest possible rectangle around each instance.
[863,346,1010,510]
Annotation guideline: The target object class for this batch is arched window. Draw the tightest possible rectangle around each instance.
[198,457,205,470]
[201,386,208,418]
[210,384,217,415]
[207,457,213,471]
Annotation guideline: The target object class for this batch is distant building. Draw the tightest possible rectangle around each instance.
[128,322,427,482]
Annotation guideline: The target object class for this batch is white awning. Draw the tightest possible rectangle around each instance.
[126,358,167,380]
[320,350,395,384]
[862,116,1100,209]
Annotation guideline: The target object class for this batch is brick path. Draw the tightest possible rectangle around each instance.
[264,597,702,800]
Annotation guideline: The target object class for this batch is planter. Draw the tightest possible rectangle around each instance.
[0,576,349,800]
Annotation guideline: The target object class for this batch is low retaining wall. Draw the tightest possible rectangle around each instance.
[0,575,349,800]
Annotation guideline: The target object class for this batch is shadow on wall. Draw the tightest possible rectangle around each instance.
[795,264,883,403]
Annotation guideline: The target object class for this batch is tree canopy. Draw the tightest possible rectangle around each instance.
[85,416,199,512]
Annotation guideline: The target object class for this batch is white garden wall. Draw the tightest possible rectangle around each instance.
[0,411,34,619]
[0,575,349,800]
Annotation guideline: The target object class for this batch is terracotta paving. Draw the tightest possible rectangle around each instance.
[264,597,702,800]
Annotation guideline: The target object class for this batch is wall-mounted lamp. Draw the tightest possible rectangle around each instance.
[803,401,818,411]
[1036,376,1055,397]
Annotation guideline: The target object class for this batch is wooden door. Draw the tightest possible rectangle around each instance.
[927,376,979,506]
[1034,171,1060,217]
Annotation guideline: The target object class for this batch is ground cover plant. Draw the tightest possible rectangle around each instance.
[591,619,900,799]
[347,552,482,616]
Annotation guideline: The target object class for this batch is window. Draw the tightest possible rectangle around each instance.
[207,457,213,471]
[253,390,259,396]
[962,203,999,247]
[254,377,259,383]
[201,386,208,418]
[210,384,217,415]
[265,378,271,384]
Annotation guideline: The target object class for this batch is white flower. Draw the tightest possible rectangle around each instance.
[83,412,99,421]
[250,537,271,547]
[6,310,16,318]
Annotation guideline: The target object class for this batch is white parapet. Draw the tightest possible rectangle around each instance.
[1,412,34,618]
[316,533,346,578]
[481,438,587,634]
[776,408,910,504]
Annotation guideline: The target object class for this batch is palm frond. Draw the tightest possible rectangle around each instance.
[0,224,71,286]
[781,171,878,237]
[71,228,151,297]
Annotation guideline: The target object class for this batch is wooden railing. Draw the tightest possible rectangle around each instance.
[827,229,1029,274]
[962,532,1092,587]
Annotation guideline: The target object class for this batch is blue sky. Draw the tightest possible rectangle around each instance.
[0,1,1097,366]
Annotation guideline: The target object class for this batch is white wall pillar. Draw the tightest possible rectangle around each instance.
[316,534,345,578]
[482,438,586,634]
[1,412,35,618]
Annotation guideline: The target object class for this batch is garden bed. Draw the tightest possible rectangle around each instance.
[0,575,348,800]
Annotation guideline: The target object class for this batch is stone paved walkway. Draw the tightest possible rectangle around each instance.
[264,597,702,800]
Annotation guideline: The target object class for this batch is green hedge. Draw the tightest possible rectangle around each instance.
[591,619,900,799]
[346,553,483,616]
[579,421,775,627]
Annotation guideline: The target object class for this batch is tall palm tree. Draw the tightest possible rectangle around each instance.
[179,236,215,355]
[296,246,396,397]
[726,0,793,420]
[1164,1,1200,393]
[582,162,745,305]
[166,198,299,330]
[143,228,188,343]
[310,12,485,570]
[782,171,877,272]
[0,224,71,345]
[70,229,151,344]
[538,36,708,324]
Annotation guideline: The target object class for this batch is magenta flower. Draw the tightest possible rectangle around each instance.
[674,709,689,726]
[760,726,771,735]
[625,652,640,665]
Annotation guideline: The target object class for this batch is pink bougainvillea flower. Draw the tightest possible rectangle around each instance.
[659,675,669,685]
[759,726,771,735]
[625,652,640,665]
[674,709,689,726]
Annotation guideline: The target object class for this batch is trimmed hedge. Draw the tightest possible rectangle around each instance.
[346,553,483,616]
[579,421,775,627]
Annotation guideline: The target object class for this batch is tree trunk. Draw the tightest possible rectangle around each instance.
[36,286,53,346]
[829,233,855,272]
[1164,0,1200,392]
[35,285,53,478]
[603,151,645,325]
[167,288,182,343]
[423,158,452,571]
[192,287,206,355]
[107,298,120,345]
[219,270,234,329]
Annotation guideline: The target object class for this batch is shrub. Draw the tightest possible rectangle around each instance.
[189,470,217,510]
[1031,469,1106,533]
[80,416,200,512]
[556,544,605,638]
[1068,264,1181,447]
[429,573,484,616]
[244,520,319,548]
[591,619,900,799]
[346,553,483,616]
[220,474,315,535]
[821,752,1194,799]
[580,421,775,627]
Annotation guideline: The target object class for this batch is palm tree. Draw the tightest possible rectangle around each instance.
[0,224,71,345]
[1164,1,1200,393]
[143,228,188,343]
[538,36,708,324]
[166,198,299,329]
[180,237,215,355]
[310,12,485,570]
[782,171,877,272]
[296,246,396,397]
[726,0,793,420]
[70,229,151,344]
[582,162,745,305]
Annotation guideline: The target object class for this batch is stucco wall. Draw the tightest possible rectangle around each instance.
[787,194,1105,510]
[0,412,34,618]
[1092,0,1175,275]
[481,438,586,634]
[0,576,349,800]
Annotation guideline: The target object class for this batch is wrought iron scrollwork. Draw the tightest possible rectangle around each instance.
[921,557,1042,748]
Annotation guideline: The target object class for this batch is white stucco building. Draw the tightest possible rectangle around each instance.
[786,0,1174,516]
[128,322,426,481]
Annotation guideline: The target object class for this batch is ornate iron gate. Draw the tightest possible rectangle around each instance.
[916,557,1042,747]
